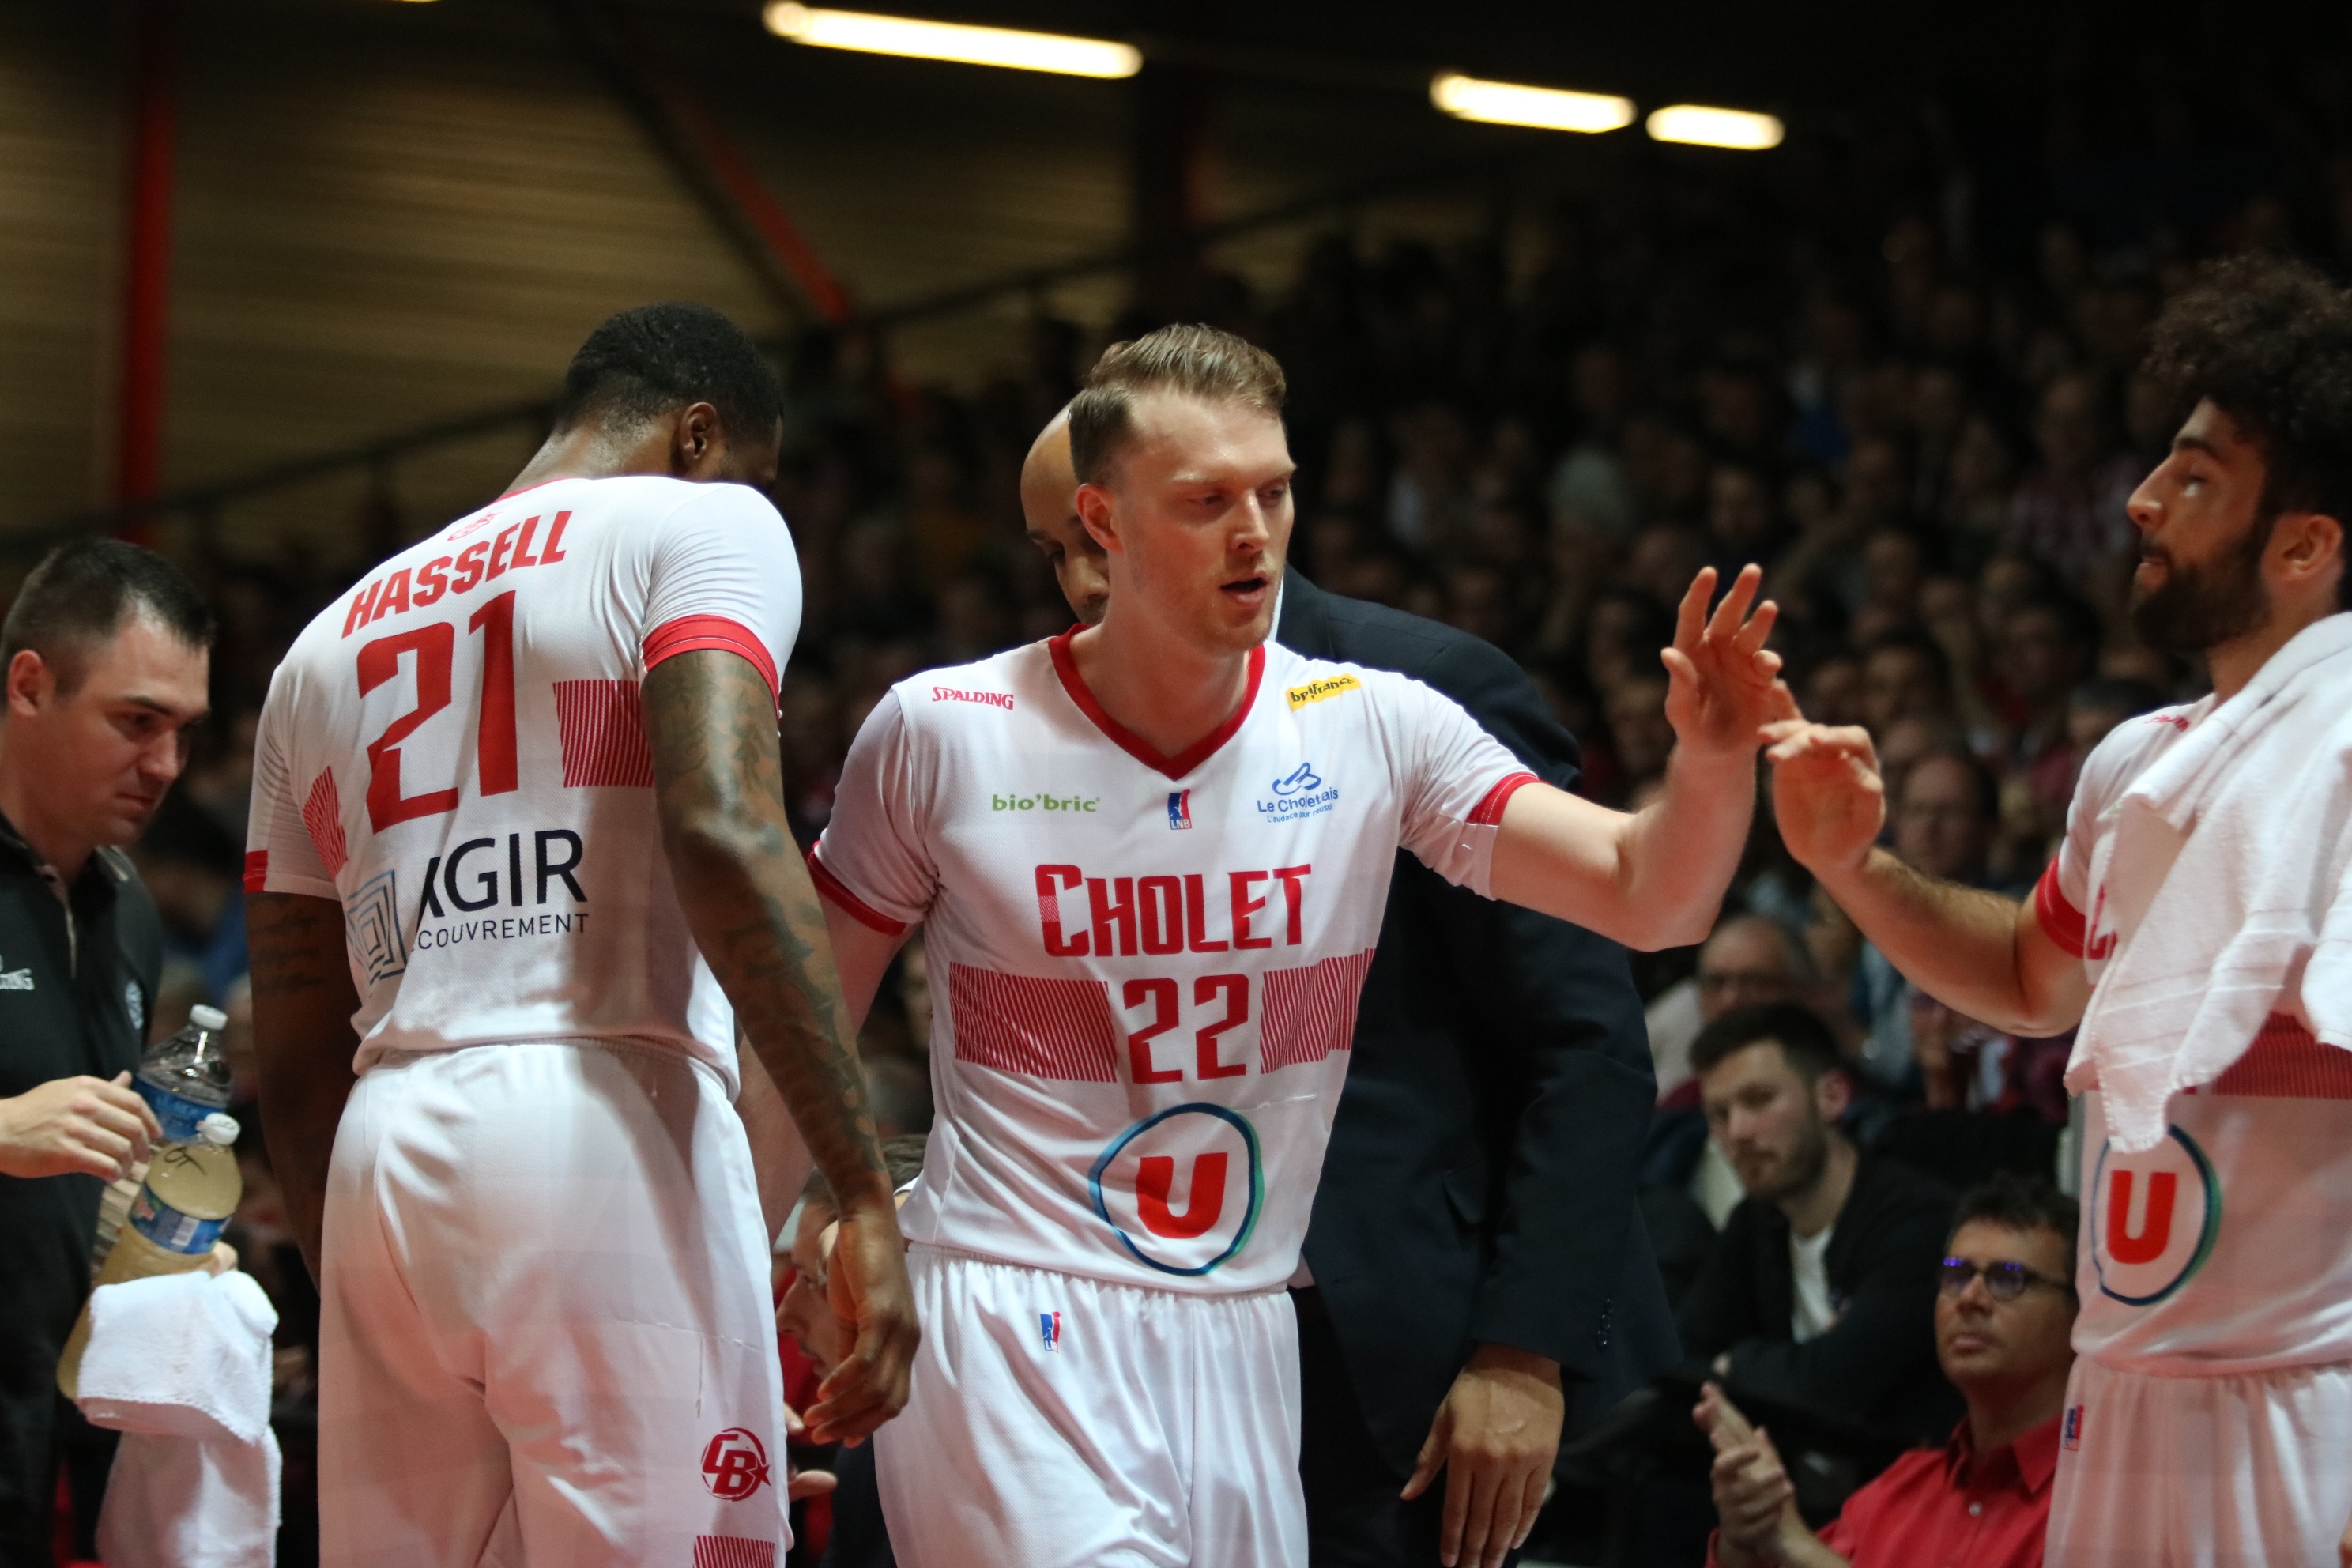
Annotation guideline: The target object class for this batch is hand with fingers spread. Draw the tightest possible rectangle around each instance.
[1400,1344,1565,1568]
[805,1204,919,1448]
[0,1071,161,1181]
[1759,684,1889,878]
[1663,564,1785,767]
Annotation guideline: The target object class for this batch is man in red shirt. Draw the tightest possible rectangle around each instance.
[1696,1174,2078,1568]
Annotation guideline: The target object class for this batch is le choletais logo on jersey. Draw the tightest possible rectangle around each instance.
[1258,763,1339,823]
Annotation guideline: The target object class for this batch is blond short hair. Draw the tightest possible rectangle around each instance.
[1068,324,1287,485]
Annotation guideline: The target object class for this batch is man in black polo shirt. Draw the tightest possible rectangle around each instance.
[0,540,213,1563]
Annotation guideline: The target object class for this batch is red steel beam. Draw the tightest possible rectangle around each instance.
[116,0,177,533]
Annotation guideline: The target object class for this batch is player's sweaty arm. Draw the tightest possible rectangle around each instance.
[247,891,363,1285]
[643,647,916,1446]
[1762,692,2090,1038]
[1489,565,1777,953]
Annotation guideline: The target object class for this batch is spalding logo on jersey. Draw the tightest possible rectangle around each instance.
[1088,1103,1264,1276]
[2090,1125,2221,1306]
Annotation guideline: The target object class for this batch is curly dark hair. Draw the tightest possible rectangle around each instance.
[552,301,783,446]
[2142,256,2352,608]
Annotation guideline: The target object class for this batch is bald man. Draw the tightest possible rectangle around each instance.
[1020,409,1109,626]
[1016,415,1674,1568]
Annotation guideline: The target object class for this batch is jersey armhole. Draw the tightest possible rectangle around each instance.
[643,615,779,707]
[2033,860,2086,959]
[1468,771,1540,826]
[806,846,910,937]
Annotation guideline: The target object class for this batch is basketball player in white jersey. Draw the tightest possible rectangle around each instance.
[247,304,916,1567]
[808,325,1784,1567]
[1762,258,2352,1566]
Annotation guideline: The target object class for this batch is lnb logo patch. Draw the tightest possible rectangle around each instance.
[1167,790,1194,830]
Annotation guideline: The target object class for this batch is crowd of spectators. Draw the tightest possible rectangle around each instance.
[94,51,2352,1563]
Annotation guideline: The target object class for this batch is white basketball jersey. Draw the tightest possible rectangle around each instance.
[2040,702,2352,1372]
[246,475,803,1091]
[812,632,1534,1295]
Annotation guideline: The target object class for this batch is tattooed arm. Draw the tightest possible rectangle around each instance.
[247,891,363,1284]
[645,648,917,1445]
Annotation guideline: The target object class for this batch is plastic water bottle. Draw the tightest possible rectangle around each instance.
[135,1004,232,1144]
[58,1111,243,1400]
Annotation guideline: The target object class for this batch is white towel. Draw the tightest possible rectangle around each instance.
[76,1269,281,1568]
[2067,612,2352,1151]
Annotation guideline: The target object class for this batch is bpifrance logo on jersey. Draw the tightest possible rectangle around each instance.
[1258,763,1340,823]
[1167,790,1194,830]
[2090,1124,2221,1306]
[1089,1104,1265,1276]
[1285,673,1361,710]
[2062,1405,2083,1451]
[699,1428,771,1500]
[1039,1311,1062,1352]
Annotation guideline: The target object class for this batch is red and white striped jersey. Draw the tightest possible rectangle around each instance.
[245,475,802,1091]
[812,631,1535,1294]
[2039,699,2352,1370]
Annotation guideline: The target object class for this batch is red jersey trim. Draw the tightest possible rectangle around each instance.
[243,850,268,894]
[643,615,779,707]
[1468,771,1540,827]
[1046,629,1265,781]
[806,846,908,937]
[2034,860,2086,959]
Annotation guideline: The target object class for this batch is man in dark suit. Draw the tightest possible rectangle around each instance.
[1023,413,1677,1568]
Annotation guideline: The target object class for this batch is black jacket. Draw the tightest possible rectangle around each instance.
[1278,573,1677,1476]
[1676,1152,1961,1441]
[0,820,164,1550]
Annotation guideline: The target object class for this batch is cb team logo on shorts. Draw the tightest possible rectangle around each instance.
[699,1428,771,1500]
[2090,1124,2222,1306]
[1089,1103,1263,1276]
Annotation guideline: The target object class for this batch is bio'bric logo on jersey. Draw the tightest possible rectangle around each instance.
[2090,1123,2222,1306]
[1258,761,1340,823]
[993,791,1099,813]
[1089,1103,1265,1276]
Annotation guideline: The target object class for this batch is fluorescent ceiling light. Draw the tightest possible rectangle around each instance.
[763,4,1142,78]
[1645,104,1784,150]
[1429,73,1635,134]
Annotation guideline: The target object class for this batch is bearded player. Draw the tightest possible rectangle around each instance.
[1764,257,2352,1565]
[807,325,1780,1566]
[247,304,914,1566]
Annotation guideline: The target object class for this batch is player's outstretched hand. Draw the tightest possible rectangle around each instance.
[1661,564,1782,767]
[0,1072,161,1180]
[806,1204,919,1447]
[1760,682,1888,876]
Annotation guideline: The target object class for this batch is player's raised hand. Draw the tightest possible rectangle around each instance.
[1660,565,1782,765]
[1760,682,1888,876]
[805,1204,920,1447]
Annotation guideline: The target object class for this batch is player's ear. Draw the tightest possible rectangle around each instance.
[672,402,724,477]
[6,649,52,720]
[1074,482,1123,556]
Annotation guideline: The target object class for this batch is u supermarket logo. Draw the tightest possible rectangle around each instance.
[2090,1125,2221,1306]
[1089,1104,1265,1276]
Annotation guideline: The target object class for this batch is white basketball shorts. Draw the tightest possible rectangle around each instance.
[873,1242,1306,1568]
[2047,1354,2352,1566]
[317,1039,792,1568]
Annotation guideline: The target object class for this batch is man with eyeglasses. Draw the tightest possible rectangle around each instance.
[1695,1174,2079,1568]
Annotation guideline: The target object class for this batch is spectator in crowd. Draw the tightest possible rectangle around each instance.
[0,541,214,1566]
[1647,914,1826,1106]
[1853,750,2011,1092]
[1678,1004,1959,1441]
[1695,1175,2079,1568]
